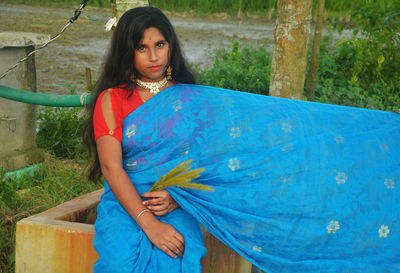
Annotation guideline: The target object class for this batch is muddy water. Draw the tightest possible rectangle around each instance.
[0,2,352,95]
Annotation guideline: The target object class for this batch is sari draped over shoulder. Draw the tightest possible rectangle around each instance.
[93,84,400,273]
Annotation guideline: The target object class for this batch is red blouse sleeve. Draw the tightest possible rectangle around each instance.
[93,87,143,143]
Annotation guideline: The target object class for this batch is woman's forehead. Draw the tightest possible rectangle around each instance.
[140,27,166,42]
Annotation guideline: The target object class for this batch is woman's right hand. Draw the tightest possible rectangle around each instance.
[141,218,185,259]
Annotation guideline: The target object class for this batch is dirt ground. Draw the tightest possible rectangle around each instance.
[0,2,275,94]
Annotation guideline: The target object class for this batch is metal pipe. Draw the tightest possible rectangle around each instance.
[0,85,92,107]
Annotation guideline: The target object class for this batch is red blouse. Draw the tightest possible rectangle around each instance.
[93,86,143,143]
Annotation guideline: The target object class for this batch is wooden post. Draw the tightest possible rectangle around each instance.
[85,67,92,92]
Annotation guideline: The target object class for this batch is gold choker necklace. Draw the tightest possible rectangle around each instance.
[135,77,168,94]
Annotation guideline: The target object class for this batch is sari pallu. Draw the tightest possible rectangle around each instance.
[93,84,400,273]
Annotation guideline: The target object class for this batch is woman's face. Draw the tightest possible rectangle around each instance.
[134,27,170,82]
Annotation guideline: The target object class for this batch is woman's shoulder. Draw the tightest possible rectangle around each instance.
[97,84,142,119]
[100,84,134,99]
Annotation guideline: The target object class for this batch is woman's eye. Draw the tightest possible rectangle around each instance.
[156,41,165,47]
[136,45,145,51]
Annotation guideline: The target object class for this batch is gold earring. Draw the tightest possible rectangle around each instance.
[166,66,172,80]
[130,73,135,82]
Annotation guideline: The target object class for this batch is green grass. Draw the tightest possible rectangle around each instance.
[150,0,276,16]
[0,154,101,273]
[4,0,399,20]
[36,106,87,160]
[4,0,111,8]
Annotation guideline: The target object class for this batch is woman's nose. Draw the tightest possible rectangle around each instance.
[148,48,158,62]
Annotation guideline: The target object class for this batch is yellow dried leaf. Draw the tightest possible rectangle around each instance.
[176,182,214,191]
[149,159,211,192]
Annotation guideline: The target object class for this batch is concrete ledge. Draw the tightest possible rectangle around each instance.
[0,32,50,48]
[15,189,102,273]
[0,148,44,172]
[16,189,251,273]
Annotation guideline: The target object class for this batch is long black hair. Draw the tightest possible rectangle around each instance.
[82,6,195,182]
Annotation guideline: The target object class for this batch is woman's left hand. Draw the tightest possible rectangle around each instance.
[141,190,180,216]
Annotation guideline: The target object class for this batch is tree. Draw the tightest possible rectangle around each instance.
[111,0,149,20]
[108,0,149,31]
[269,0,313,99]
[305,0,325,101]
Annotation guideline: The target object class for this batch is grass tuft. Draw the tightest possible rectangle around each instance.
[0,153,101,273]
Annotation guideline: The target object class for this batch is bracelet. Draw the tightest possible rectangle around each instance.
[135,209,151,223]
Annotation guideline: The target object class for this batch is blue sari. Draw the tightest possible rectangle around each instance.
[93,84,400,272]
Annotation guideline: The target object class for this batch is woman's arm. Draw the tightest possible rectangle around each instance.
[95,92,184,258]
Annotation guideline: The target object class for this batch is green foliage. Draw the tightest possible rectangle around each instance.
[196,41,271,95]
[310,35,400,111]
[36,106,87,159]
[149,0,276,15]
[4,0,398,20]
[196,33,399,111]
[89,0,109,8]
[5,0,111,8]
[150,0,396,18]
[0,155,101,273]
[315,2,400,111]
[324,0,394,16]
[338,2,400,88]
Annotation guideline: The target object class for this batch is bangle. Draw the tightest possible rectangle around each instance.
[135,209,151,223]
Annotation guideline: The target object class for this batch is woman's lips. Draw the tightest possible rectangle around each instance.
[149,65,161,71]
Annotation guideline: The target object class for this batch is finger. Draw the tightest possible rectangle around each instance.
[174,232,185,246]
[171,235,185,250]
[142,190,167,198]
[147,204,167,211]
[141,192,161,198]
[170,236,185,257]
[167,240,184,258]
[171,245,184,258]
[161,245,177,259]
[171,238,185,257]
[159,190,169,198]
[152,210,167,216]
[143,198,163,206]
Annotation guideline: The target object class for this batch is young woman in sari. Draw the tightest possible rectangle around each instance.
[83,6,400,273]
[82,7,206,272]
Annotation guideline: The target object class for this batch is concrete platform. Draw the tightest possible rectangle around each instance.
[16,189,251,273]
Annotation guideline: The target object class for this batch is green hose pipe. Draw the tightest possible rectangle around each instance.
[0,85,93,107]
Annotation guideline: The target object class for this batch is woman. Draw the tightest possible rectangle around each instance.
[83,6,400,273]
[82,6,206,273]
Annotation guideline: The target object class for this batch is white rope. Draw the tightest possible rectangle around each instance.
[80,93,89,106]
